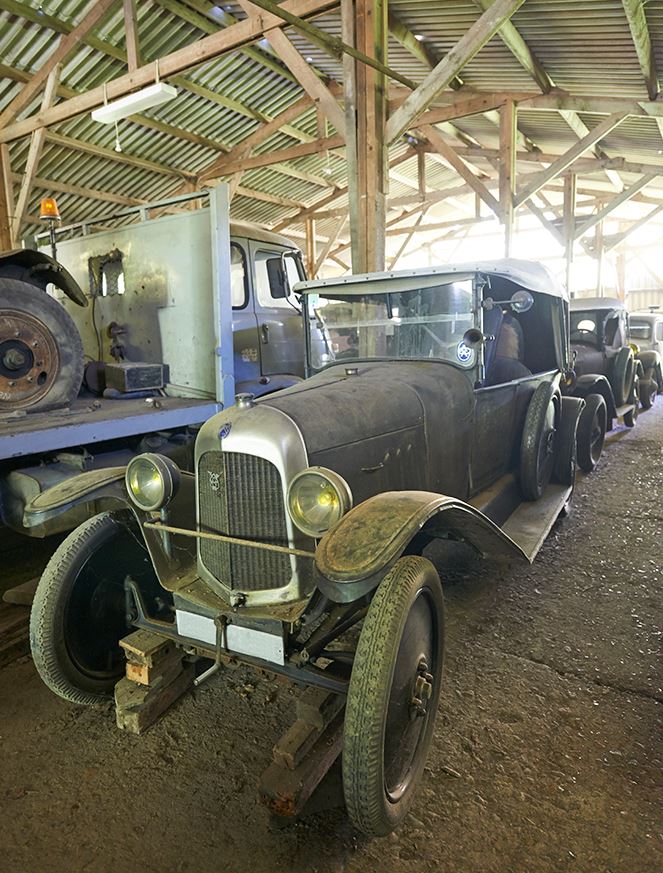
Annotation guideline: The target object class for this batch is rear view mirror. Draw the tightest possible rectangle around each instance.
[510,290,534,313]
[266,256,289,299]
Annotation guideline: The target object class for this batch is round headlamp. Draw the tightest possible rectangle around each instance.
[125,453,181,512]
[287,467,352,538]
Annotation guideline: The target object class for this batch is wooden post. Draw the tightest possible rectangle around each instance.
[0,144,13,250]
[595,217,605,295]
[499,99,516,256]
[305,217,316,277]
[563,173,576,294]
[343,0,387,273]
[123,0,142,72]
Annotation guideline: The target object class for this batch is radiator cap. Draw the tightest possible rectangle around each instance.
[235,392,256,409]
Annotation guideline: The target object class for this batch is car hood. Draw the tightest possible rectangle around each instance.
[260,360,474,454]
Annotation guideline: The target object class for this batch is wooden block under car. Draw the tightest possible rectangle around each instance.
[115,663,195,735]
[295,685,345,731]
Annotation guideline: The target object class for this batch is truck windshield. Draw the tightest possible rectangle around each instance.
[305,280,475,371]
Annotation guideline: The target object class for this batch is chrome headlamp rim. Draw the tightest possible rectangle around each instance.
[125,452,181,513]
[286,466,353,539]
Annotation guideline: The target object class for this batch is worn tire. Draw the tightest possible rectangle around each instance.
[343,556,445,837]
[639,377,657,410]
[520,381,558,501]
[30,511,153,705]
[610,346,635,407]
[0,277,83,411]
[576,393,606,473]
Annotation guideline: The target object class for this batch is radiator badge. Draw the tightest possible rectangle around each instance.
[218,422,232,440]
[208,471,221,492]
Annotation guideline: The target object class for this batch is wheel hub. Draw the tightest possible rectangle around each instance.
[0,309,59,409]
[410,657,434,719]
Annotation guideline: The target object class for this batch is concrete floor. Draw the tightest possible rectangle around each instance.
[1,405,661,873]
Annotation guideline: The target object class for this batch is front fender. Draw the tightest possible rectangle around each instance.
[24,466,197,592]
[314,490,526,603]
[572,374,617,420]
[0,249,87,306]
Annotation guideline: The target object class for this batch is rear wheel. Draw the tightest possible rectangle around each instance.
[0,277,83,412]
[576,394,607,473]
[30,511,160,705]
[343,556,445,836]
[610,347,635,407]
[639,377,657,410]
[520,382,558,501]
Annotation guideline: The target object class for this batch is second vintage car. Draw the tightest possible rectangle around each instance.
[26,259,585,837]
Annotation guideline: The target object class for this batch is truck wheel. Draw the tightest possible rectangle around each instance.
[343,556,445,837]
[639,378,657,410]
[520,382,558,501]
[30,511,157,705]
[0,277,83,412]
[576,394,606,473]
[610,346,635,407]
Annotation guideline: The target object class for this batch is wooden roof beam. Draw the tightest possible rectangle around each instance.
[514,113,628,207]
[0,0,118,127]
[559,109,625,191]
[621,0,659,100]
[123,0,142,72]
[573,173,658,240]
[603,203,663,251]
[387,11,463,89]
[472,0,553,93]
[0,0,339,143]
[385,0,527,144]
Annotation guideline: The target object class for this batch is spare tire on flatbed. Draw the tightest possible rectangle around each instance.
[0,277,83,412]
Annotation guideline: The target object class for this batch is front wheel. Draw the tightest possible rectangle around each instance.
[343,556,445,836]
[30,510,161,705]
[576,394,607,473]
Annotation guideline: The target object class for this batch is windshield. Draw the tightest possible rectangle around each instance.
[630,320,652,340]
[306,280,475,372]
[570,310,601,345]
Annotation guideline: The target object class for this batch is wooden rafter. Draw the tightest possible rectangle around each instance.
[621,0,659,100]
[572,174,657,240]
[514,114,628,207]
[385,0,526,144]
[123,0,142,72]
[603,203,663,251]
[421,124,502,219]
[0,144,13,249]
[0,0,339,144]
[0,0,118,128]
[11,66,60,241]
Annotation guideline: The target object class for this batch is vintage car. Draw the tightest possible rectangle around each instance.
[26,260,585,837]
[566,297,639,472]
[629,308,663,406]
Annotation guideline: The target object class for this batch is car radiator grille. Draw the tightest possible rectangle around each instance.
[198,451,292,592]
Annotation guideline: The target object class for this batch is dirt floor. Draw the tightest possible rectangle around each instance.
[1,406,661,873]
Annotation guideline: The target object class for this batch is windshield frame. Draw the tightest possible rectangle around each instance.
[303,275,482,377]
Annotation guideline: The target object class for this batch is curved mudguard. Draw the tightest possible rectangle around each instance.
[314,490,527,603]
[637,349,661,378]
[0,249,87,307]
[23,467,197,591]
[572,374,617,420]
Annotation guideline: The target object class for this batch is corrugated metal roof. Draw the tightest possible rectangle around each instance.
[3,0,663,258]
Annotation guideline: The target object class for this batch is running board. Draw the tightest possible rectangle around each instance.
[500,483,572,562]
[615,403,635,419]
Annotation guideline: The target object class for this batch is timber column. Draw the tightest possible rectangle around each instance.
[342,0,388,273]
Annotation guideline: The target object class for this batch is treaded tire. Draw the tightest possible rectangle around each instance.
[30,510,149,705]
[610,346,635,407]
[0,277,83,411]
[343,556,445,837]
[639,377,657,410]
[520,381,558,501]
[576,393,607,473]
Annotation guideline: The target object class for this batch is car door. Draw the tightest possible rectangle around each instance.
[228,238,261,391]
[249,242,306,377]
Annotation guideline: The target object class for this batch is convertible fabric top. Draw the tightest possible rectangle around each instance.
[296,258,567,301]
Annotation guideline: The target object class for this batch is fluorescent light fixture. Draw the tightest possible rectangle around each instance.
[92,83,177,124]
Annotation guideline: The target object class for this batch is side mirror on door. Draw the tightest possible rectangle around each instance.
[266,256,289,299]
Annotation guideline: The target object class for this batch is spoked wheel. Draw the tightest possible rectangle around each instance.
[520,381,558,501]
[0,278,83,412]
[343,556,445,836]
[30,511,162,705]
[576,393,607,473]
